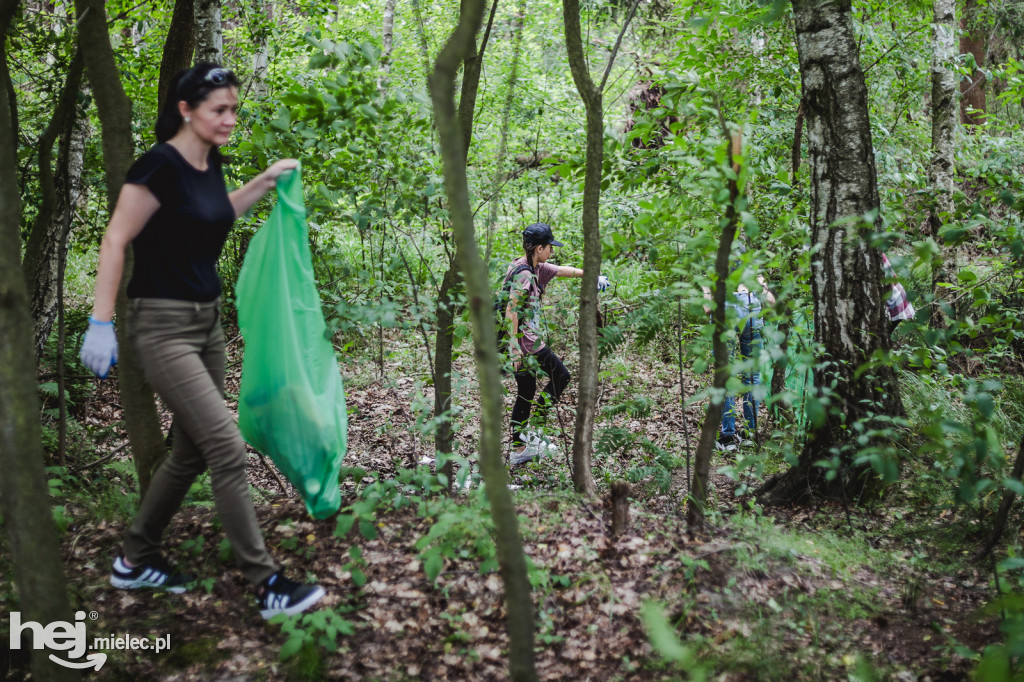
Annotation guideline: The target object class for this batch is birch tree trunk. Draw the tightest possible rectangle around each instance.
[76,0,168,496]
[928,0,956,326]
[194,0,222,64]
[757,0,903,506]
[377,0,396,92]
[250,1,273,98]
[429,2,538,678]
[0,4,81,680]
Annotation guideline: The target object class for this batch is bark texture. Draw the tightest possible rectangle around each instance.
[250,0,272,98]
[609,480,630,536]
[757,0,903,506]
[378,0,396,92]
[157,0,195,112]
[0,4,82,680]
[432,0,496,494]
[688,131,740,532]
[976,433,1024,561]
[562,0,636,497]
[194,0,222,64]
[928,0,957,326]
[959,0,986,126]
[22,48,84,361]
[76,0,168,496]
[428,2,538,678]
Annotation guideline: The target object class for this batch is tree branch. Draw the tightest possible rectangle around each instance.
[599,0,640,94]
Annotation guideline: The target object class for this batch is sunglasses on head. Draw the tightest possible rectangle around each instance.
[204,68,232,85]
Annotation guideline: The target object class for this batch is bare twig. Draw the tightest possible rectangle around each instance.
[599,0,641,94]
[258,453,289,494]
[74,441,130,472]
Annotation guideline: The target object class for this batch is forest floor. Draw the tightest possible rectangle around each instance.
[1,336,1003,681]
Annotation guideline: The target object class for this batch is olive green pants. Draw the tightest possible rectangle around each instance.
[122,298,277,585]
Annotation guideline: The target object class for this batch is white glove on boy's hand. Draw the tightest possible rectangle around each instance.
[597,275,610,292]
[80,318,119,379]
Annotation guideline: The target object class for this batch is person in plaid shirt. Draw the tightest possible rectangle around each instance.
[882,253,915,332]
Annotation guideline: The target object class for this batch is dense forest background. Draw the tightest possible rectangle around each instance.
[2,0,1024,679]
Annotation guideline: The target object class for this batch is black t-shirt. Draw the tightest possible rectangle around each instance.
[125,143,236,301]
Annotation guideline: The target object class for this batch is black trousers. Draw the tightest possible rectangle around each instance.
[510,346,570,446]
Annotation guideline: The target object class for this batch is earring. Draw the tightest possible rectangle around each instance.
[184,117,191,124]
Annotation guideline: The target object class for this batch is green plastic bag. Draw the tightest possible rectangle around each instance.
[236,165,347,519]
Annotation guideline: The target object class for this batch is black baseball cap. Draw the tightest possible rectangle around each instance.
[523,222,564,247]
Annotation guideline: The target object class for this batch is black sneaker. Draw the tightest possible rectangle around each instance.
[110,555,192,593]
[257,571,326,620]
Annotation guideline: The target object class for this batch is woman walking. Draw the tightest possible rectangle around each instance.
[80,63,324,619]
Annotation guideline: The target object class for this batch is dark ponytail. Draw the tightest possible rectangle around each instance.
[154,62,239,143]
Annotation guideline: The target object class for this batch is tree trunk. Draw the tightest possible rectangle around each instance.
[0,4,82,679]
[561,0,637,497]
[0,9,15,136]
[411,0,432,86]
[609,480,630,536]
[249,0,272,98]
[976,433,1024,561]
[432,263,458,492]
[428,2,537,678]
[688,131,741,533]
[22,48,84,362]
[378,0,396,92]
[194,0,222,64]
[928,0,957,327]
[757,0,903,506]
[76,0,168,496]
[959,0,985,126]
[432,0,497,494]
[157,0,195,112]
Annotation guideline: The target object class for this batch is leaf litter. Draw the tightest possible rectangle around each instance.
[2,338,1003,680]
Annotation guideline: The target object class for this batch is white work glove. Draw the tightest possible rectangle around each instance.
[80,318,119,379]
[597,275,610,292]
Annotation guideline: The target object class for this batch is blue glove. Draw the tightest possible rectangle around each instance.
[80,318,119,379]
[597,275,610,292]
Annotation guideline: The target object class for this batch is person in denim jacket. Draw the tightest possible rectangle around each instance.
[703,245,775,450]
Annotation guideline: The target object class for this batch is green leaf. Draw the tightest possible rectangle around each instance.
[639,602,700,672]
[974,646,1010,682]
[334,514,356,538]
[358,519,378,540]
[976,393,995,419]
[939,226,967,244]
[308,52,333,69]
[424,551,443,581]
[357,104,379,121]
[279,636,304,660]
[1005,479,1024,496]
[806,397,826,429]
